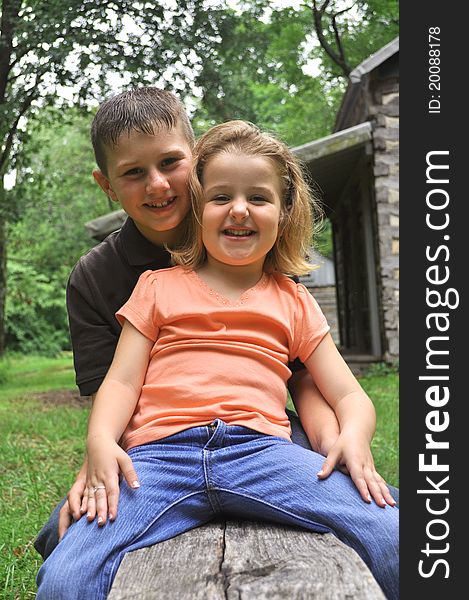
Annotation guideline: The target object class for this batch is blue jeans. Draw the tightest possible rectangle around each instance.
[33,409,399,560]
[33,411,400,561]
[37,421,398,600]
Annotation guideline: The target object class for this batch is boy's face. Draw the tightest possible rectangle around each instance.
[93,123,192,245]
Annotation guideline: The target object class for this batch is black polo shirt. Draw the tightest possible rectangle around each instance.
[67,217,172,396]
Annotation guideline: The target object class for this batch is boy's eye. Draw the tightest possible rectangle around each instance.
[123,167,143,177]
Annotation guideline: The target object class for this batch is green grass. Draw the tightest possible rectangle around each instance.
[0,354,398,598]
[360,366,399,487]
[0,353,88,599]
[0,353,76,401]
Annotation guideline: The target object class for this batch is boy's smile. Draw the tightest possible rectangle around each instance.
[201,153,283,275]
[93,123,192,246]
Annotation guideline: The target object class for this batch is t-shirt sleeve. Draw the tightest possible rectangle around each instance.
[290,284,330,363]
[115,270,160,341]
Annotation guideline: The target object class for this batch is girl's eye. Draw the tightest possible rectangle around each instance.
[212,195,230,204]
[161,157,178,168]
[250,196,267,204]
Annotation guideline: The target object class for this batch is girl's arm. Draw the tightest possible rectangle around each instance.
[85,320,154,525]
[304,333,395,507]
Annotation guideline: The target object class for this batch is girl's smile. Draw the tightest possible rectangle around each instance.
[201,152,283,274]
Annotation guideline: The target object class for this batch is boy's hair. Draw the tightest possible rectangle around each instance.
[91,87,195,174]
[172,120,322,276]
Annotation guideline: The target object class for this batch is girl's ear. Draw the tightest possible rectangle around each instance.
[93,170,118,202]
[277,209,289,238]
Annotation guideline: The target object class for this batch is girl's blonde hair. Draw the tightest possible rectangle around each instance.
[172,120,322,276]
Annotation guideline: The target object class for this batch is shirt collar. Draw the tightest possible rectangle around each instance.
[119,217,172,267]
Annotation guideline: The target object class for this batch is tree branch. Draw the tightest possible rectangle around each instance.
[331,5,356,73]
[334,2,357,18]
[310,0,351,78]
[8,44,39,72]
[0,0,22,102]
[0,76,43,172]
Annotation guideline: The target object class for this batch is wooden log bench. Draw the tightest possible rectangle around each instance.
[108,520,385,599]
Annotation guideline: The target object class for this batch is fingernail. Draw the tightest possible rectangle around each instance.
[132,481,140,489]
[317,470,323,476]
[98,517,103,524]
[109,513,114,521]
[87,512,92,518]
[367,495,372,502]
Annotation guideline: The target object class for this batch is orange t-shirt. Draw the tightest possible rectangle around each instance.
[116,266,329,450]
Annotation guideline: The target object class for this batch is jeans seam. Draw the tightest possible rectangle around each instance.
[214,487,333,534]
[203,449,222,513]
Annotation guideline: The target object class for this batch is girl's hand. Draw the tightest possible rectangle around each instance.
[86,437,140,526]
[317,430,396,508]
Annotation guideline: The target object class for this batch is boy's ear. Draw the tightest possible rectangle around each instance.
[93,169,118,202]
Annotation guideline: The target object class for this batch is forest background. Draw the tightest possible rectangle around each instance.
[0,0,398,357]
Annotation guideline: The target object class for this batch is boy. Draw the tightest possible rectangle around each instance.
[34,87,396,560]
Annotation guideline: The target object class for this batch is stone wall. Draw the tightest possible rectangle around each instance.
[370,77,399,361]
[305,286,340,346]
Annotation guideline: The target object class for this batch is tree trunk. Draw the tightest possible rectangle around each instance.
[0,179,6,356]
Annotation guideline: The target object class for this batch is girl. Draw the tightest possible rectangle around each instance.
[37,121,398,599]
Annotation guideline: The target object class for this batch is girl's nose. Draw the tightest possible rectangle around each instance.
[146,170,170,194]
[230,197,249,220]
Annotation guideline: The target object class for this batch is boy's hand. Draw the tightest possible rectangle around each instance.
[86,437,140,526]
[58,459,88,541]
[317,429,396,508]
[315,432,350,476]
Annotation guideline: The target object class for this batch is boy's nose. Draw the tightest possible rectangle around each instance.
[230,198,249,220]
[146,170,170,194]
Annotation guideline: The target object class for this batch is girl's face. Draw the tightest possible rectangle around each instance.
[201,152,283,272]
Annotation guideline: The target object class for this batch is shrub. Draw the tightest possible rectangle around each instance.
[5,262,70,355]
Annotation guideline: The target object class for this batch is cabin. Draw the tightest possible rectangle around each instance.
[293,37,399,367]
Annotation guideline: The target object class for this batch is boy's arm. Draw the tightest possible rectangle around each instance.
[288,369,340,456]
[303,333,395,507]
[304,334,375,436]
[67,262,121,396]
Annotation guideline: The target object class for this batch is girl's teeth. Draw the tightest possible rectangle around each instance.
[225,229,252,236]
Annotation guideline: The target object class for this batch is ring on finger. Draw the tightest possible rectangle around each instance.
[90,485,106,494]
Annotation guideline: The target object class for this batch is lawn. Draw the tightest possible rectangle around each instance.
[0,353,398,599]
[361,364,399,487]
[0,354,87,599]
